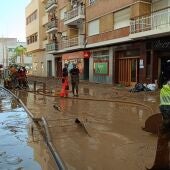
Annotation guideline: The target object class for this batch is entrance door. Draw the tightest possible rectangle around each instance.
[55,57,62,77]
[47,60,52,77]
[84,58,89,80]
[118,58,138,86]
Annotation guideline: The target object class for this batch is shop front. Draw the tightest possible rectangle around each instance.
[114,37,170,87]
[62,51,90,80]
[55,56,62,78]
[89,48,113,84]
[114,43,142,86]
[149,37,170,87]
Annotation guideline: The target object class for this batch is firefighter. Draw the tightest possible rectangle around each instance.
[160,80,170,130]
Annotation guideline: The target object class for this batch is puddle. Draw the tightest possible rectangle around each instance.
[0,88,56,170]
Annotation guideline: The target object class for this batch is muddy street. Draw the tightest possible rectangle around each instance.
[10,81,162,170]
[0,87,57,170]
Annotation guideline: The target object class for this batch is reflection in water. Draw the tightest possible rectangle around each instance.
[138,109,143,121]
[81,87,94,96]
[0,88,56,170]
[0,111,41,170]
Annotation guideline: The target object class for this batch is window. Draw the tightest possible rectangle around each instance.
[60,8,67,20]
[93,50,109,75]
[26,33,38,45]
[152,0,168,12]
[89,0,95,5]
[114,8,130,30]
[26,10,37,25]
[88,19,99,36]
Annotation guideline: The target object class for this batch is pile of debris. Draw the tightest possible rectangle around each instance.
[129,83,157,93]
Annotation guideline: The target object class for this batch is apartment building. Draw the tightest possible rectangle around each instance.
[0,38,30,68]
[0,38,18,68]
[27,0,170,86]
[26,0,55,77]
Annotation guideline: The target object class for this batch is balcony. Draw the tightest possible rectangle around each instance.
[64,5,85,25]
[46,42,58,53]
[45,0,57,12]
[58,35,84,51]
[130,9,170,39]
[46,20,58,33]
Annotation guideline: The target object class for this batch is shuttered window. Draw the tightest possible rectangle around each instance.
[88,19,99,36]
[114,8,130,30]
[152,0,168,12]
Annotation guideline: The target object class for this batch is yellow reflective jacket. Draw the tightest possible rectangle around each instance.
[160,84,170,105]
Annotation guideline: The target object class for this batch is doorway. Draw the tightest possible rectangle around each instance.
[116,57,139,86]
[160,57,170,85]
[47,60,52,77]
[55,57,62,77]
[84,58,89,80]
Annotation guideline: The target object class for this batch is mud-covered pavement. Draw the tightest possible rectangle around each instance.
[10,78,161,170]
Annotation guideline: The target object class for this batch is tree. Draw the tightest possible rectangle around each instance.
[9,53,17,65]
[14,45,27,65]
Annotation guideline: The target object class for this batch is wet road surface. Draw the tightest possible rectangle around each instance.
[13,81,162,170]
[0,87,56,170]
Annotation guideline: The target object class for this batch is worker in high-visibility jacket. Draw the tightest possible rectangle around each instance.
[160,80,170,128]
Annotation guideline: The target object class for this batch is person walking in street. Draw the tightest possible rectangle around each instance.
[60,63,69,97]
[160,79,170,131]
[70,63,80,97]
[62,63,68,79]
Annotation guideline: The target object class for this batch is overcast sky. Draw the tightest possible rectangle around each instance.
[0,0,31,42]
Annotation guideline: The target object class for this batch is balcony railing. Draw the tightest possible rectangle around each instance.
[45,0,57,12]
[130,10,170,34]
[64,5,85,25]
[59,35,84,50]
[46,42,58,52]
[46,20,57,32]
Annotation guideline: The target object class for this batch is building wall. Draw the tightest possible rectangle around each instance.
[26,0,53,77]
[26,0,170,85]
[25,0,40,52]
[85,0,133,20]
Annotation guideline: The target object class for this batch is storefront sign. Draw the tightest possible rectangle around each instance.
[62,51,84,60]
[83,51,90,58]
[62,51,90,60]
[94,62,108,75]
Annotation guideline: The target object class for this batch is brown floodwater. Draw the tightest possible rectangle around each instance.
[0,88,57,170]
[17,85,162,170]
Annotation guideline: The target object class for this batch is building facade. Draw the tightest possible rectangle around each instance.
[0,38,17,68]
[0,38,31,69]
[26,0,170,86]
[26,0,55,77]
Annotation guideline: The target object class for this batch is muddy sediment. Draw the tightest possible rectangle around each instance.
[14,80,162,170]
